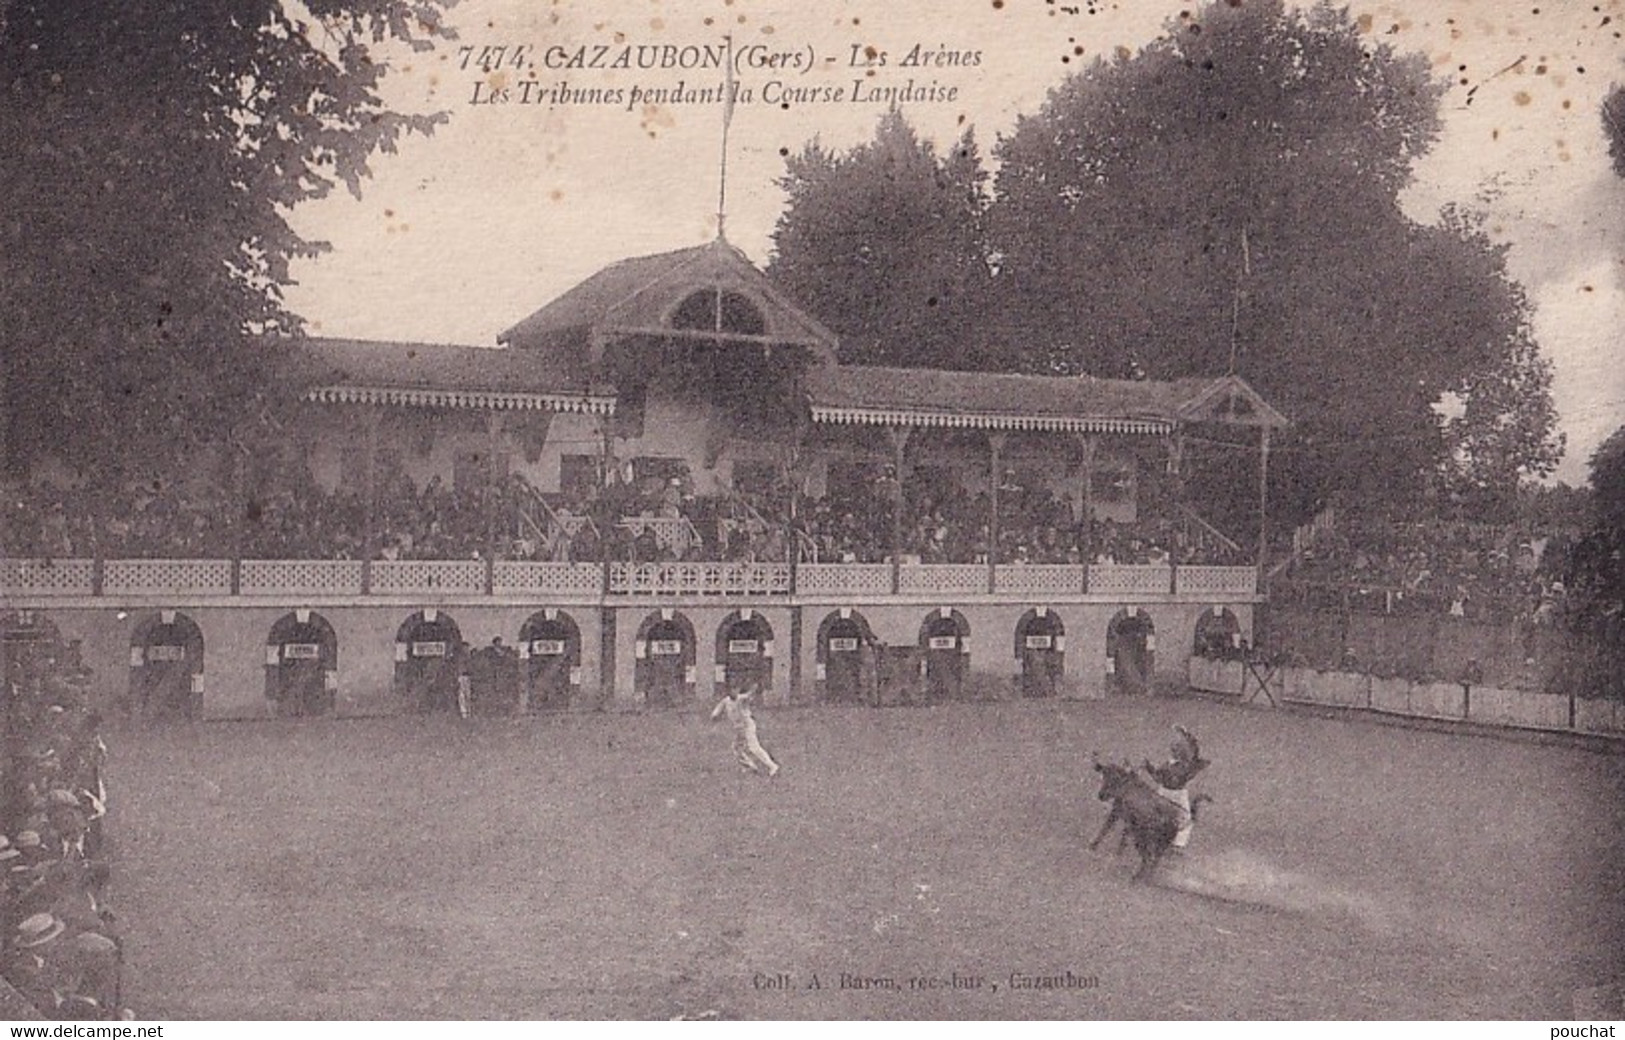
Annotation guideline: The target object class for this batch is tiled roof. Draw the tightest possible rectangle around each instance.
[272,337,615,413]
[804,366,1237,433]
[499,238,839,362]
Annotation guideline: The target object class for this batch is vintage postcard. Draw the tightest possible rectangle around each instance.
[1,0,1622,1024]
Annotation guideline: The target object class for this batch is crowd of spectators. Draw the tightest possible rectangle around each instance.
[1282,519,1577,625]
[0,629,127,1020]
[791,468,1241,566]
[3,464,1243,568]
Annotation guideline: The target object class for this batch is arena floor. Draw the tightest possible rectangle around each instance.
[106,696,1625,1020]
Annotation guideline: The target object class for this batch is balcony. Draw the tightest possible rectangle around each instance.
[0,558,1262,602]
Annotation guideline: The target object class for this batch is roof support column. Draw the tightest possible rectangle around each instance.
[987,432,1007,591]
[1072,434,1098,563]
[486,411,504,590]
[883,426,912,591]
[361,407,379,594]
[1258,426,1272,576]
[1165,428,1186,560]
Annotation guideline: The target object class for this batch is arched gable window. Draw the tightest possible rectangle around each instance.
[670,289,767,336]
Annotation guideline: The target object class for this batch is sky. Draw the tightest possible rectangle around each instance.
[284,0,1625,486]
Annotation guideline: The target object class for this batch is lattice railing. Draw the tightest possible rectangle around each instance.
[0,559,97,596]
[617,516,702,556]
[369,560,486,595]
[102,559,232,595]
[491,562,605,597]
[239,560,364,596]
[897,564,990,596]
[608,562,791,596]
[1174,565,1258,597]
[5,556,1258,604]
[793,563,894,597]
[994,564,1087,597]
[1086,564,1172,595]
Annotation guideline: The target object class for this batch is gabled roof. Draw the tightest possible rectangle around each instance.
[805,368,1288,434]
[498,238,840,364]
[272,337,616,415]
[1172,374,1291,428]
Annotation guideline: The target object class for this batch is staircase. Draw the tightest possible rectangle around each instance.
[1175,504,1249,565]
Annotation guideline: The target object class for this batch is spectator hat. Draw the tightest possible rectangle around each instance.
[14,913,65,948]
[0,837,19,862]
[70,932,118,958]
[45,789,80,810]
[15,831,41,849]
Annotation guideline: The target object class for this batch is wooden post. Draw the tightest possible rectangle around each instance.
[1257,426,1271,574]
[486,411,503,577]
[884,426,912,593]
[987,431,1006,592]
[1074,435,1098,562]
[361,407,379,595]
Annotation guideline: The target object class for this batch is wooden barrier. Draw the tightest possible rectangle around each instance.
[1575,698,1624,736]
[1410,681,1466,720]
[1192,659,1623,739]
[1368,675,1410,715]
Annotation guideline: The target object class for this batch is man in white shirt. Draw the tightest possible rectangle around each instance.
[710,686,779,777]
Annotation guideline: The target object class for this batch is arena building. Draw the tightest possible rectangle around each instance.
[0,238,1287,718]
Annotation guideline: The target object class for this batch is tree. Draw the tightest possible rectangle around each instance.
[1603,83,1625,177]
[768,110,999,370]
[987,0,1561,522]
[1433,212,1565,516]
[0,1,453,486]
[1563,425,1625,695]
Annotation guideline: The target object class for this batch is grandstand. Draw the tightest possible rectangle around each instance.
[1,237,1287,718]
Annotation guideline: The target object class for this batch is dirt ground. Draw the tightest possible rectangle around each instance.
[105,696,1625,1020]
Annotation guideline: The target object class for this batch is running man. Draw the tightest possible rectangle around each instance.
[710,686,779,777]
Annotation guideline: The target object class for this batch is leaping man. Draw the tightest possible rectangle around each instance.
[1144,725,1209,852]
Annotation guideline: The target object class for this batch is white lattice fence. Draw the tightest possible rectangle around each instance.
[897,564,990,596]
[1087,564,1172,595]
[0,559,96,596]
[617,517,698,556]
[609,562,791,596]
[239,560,365,595]
[1174,566,1258,597]
[793,564,893,597]
[102,559,232,595]
[491,562,604,596]
[370,560,486,595]
[994,565,1087,596]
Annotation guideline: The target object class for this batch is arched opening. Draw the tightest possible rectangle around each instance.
[130,611,205,720]
[635,610,696,708]
[1014,607,1066,699]
[715,609,775,696]
[519,610,582,712]
[465,636,523,717]
[265,610,338,717]
[1106,608,1157,696]
[815,609,877,705]
[1194,606,1242,659]
[918,608,971,703]
[395,610,464,714]
[1,611,65,694]
[670,288,768,336]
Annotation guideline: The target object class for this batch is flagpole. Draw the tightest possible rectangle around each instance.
[1228,225,1250,375]
[718,34,734,241]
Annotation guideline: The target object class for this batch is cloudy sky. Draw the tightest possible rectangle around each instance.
[284,0,1625,485]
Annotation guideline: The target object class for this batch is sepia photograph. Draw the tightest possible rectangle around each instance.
[1,0,1623,1023]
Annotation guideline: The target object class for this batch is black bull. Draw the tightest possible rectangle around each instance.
[1089,761,1210,880]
